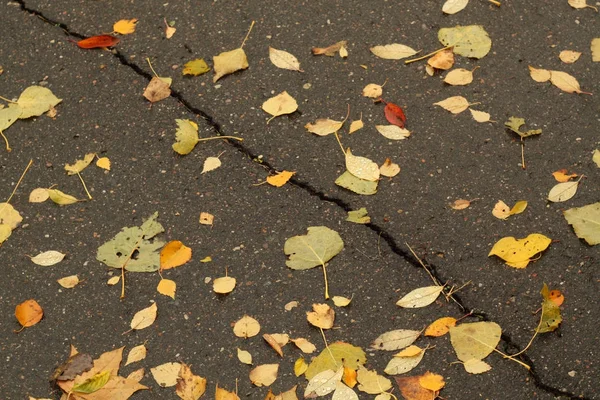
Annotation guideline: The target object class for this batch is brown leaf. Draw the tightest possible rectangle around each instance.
[15,299,43,330]
[51,353,93,381]
[395,375,436,400]
[312,41,347,56]
[176,363,207,400]
[427,48,454,70]
[143,77,171,103]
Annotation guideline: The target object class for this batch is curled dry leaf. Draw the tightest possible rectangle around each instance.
[559,50,582,64]
[129,303,158,331]
[15,299,43,329]
[76,35,120,49]
[434,96,470,114]
[213,48,248,82]
[57,275,80,289]
[29,188,49,203]
[262,91,298,123]
[370,43,417,60]
[263,334,284,357]
[427,48,454,70]
[442,0,469,14]
[249,364,279,387]
[306,303,335,329]
[113,19,138,35]
[362,83,383,98]
[30,250,66,266]
[376,125,410,140]
[269,47,303,72]
[284,301,299,311]
[345,149,380,182]
[233,315,261,338]
[312,40,347,56]
[492,200,527,219]
[380,158,400,177]
[151,362,182,387]
[48,189,79,205]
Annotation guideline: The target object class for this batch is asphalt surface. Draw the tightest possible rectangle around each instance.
[1,0,598,399]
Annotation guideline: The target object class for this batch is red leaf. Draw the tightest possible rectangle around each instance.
[384,102,406,128]
[76,35,120,49]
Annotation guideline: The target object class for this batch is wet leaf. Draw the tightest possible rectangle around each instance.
[396,286,444,308]
[547,181,579,202]
[504,116,542,138]
[434,96,470,114]
[442,0,469,14]
[262,91,298,122]
[51,353,93,381]
[304,368,343,397]
[72,370,110,394]
[151,362,181,387]
[213,48,248,82]
[488,233,551,268]
[380,158,400,177]
[129,303,157,331]
[76,35,120,49]
[346,149,380,182]
[113,19,138,35]
[269,47,303,71]
[425,317,457,337]
[438,25,492,59]
[183,59,210,76]
[444,68,475,85]
[305,342,366,380]
[449,321,501,362]
[312,41,347,56]
[30,250,66,266]
[233,315,260,338]
[307,303,335,329]
[237,348,252,365]
[559,50,582,64]
[384,346,425,375]
[332,381,358,400]
[267,170,295,187]
[427,48,454,70]
[538,283,562,333]
[160,240,192,270]
[370,44,417,60]
[57,275,79,288]
[125,344,147,366]
[173,119,200,155]
[371,329,420,351]
[143,77,171,103]
[157,278,176,299]
[563,202,600,245]
[346,208,370,224]
[15,299,43,329]
[17,86,62,119]
[356,366,392,394]
[284,226,343,270]
[176,363,207,400]
[249,364,279,387]
[335,171,378,195]
[376,125,410,140]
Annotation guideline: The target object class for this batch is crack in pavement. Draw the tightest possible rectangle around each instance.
[13,2,590,399]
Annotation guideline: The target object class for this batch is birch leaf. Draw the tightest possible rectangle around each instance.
[202,157,222,174]
[157,278,176,299]
[0,104,23,132]
[305,118,344,136]
[469,108,491,123]
[304,368,343,397]
[267,170,295,187]
[380,158,400,177]
[213,48,248,82]
[362,83,383,98]
[213,276,236,294]
[396,286,444,308]
[249,364,279,387]
[538,283,562,333]
[125,345,147,366]
[151,362,181,387]
[57,275,80,288]
[592,149,600,167]
[294,357,308,376]
[418,372,445,391]
[345,149,380,181]
[444,68,474,85]
[442,0,469,14]
[425,317,457,337]
[427,48,454,70]
[30,250,65,266]
[129,303,157,331]
[284,226,343,270]
[173,119,200,155]
[559,50,582,64]
[237,348,252,365]
[182,59,210,76]
[262,91,298,122]
[349,119,364,134]
[175,363,207,400]
[15,299,43,328]
[0,202,22,229]
[463,359,492,374]
[563,202,600,245]
[547,181,579,202]
[17,86,62,119]
[291,338,316,353]
[306,303,335,329]
[488,233,551,268]
[549,70,590,94]
[528,66,551,82]
[449,321,501,362]
[113,19,138,35]
[370,44,417,60]
[376,125,410,140]
[438,25,492,59]
[371,329,421,351]
[64,153,96,175]
[335,171,378,195]
[332,295,352,306]
[356,366,392,394]
[269,47,302,71]
[305,343,366,380]
[72,370,110,394]
[160,240,192,270]
[233,315,260,338]
[434,96,470,114]
[96,157,111,170]
[568,0,598,10]
[384,347,425,375]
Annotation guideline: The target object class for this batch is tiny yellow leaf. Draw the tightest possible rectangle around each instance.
[267,170,295,187]
[348,119,364,134]
[57,275,79,289]
[418,371,445,391]
[444,68,474,85]
[107,276,120,285]
[65,153,95,175]
[96,157,111,170]
[157,278,176,299]
[237,348,253,365]
[202,157,222,174]
[213,276,236,294]
[528,65,551,82]
[126,344,147,366]
[469,108,491,123]
[294,357,308,376]
[113,19,138,35]
[332,296,352,307]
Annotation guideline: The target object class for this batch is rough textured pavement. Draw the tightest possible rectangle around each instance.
[1,0,598,399]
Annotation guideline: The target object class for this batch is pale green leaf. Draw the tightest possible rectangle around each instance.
[563,202,600,245]
[284,226,343,270]
[17,86,62,119]
[72,370,110,394]
[0,104,23,132]
[371,329,420,351]
[335,171,378,195]
[438,25,492,59]
[449,321,501,362]
[47,189,80,206]
[305,343,366,380]
[173,119,200,155]
[183,59,210,76]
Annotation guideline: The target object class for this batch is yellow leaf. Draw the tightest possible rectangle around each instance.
[213,276,236,294]
[348,119,364,134]
[356,366,392,394]
[173,119,199,155]
[263,334,284,357]
[305,343,365,380]
[492,200,510,219]
[294,357,308,377]
[379,158,400,177]
[249,364,279,387]
[176,363,207,400]
[362,83,383,98]
[384,347,425,375]
[0,202,22,230]
[57,275,79,289]
[549,70,590,94]
[17,86,62,119]
[306,303,335,329]
[538,283,563,333]
[291,338,316,353]
[444,68,474,85]
[304,368,343,397]
[370,44,417,60]
[593,149,600,167]
[509,200,528,215]
[269,47,303,71]
[463,359,492,374]
[425,317,457,337]
[65,153,95,175]
[200,256,212,262]
[15,299,43,328]
[48,189,79,206]
[395,345,424,357]
[199,212,214,225]
[427,48,454,70]
[201,156,222,174]
[488,233,551,268]
[592,38,600,62]
[335,171,378,195]
[305,118,345,136]
[375,125,410,140]
[396,286,444,308]
[262,91,298,123]
[442,0,469,14]
[30,250,66,266]
[96,157,111,170]
[568,0,598,10]
[332,295,352,307]
[469,108,491,123]
[434,96,470,114]
[418,371,445,391]
[72,370,110,394]
[528,65,551,82]
[29,188,49,203]
[129,303,157,330]
[342,366,358,388]
[267,170,295,187]
[552,169,578,182]
[151,362,181,387]
[345,149,380,182]
[312,40,347,56]
[371,329,420,351]
[216,384,240,400]
[233,315,260,338]
[160,240,192,270]
[213,48,248,82]
[438,25,491,59]
[347,208,370,224]
[125,344,147,366]
[450,199,471,210]
[449,321,501,362]
[107,276,120,285]
[559,50,582,64]
[183,59,210,76]
[113,18,138,35]
[548,181,579,202]
[237,348,253,365]
[157,278,176,299]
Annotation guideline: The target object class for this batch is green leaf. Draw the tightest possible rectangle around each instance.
[183,59,210,76]
[335,171,378,195]
[438,25,492,59]
[72,370,110,394]
[305,342,366,380]
[504,117,542,138]
[48,189,80,205]
[0,104,23,132]
[96,212,165,272]
[17,86,62,119]
[346,208,370,224]
[172,119,200,155]
[563,202,600,245]
[537,283,562,333]
[284,226,343,270]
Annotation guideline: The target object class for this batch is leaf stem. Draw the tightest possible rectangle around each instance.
[240,21,255,49]
[520,138,526,170]
[322,262,330,300]
[333,132,345,156]
[0,95,16,103]
[3,159,33,205]
[76,171,92,199]
[487,0,501,6]
[119,237,143,299]
[405,45,453,64]
[319,327,339,368]
[0,131,10,152]
[197,135,243,142]
[146,57,160,78]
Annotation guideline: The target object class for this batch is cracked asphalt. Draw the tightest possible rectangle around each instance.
[1,0,598,399]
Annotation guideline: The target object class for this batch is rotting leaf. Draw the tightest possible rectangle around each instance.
[563,202,600,245]
[395,375,437,400]
[538,283,562,333]
[488,233,551,268]
[51,353,93,381]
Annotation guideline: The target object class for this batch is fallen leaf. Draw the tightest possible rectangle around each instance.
[157,278,177,299]
[347,208,370,224]
[173,119,200,155]
[176,363,207,400]
[269,47,303,71]
[463,359,492,374]
[528,65,551,82]
[29,188,49,203]
[450,199,471,210]
[307,303,335,329]
[113,19,138,35]
[549,70,590,94]
[488,233,551,268]
[449,322,501,362]
[284,226,343,270]
[160,240,192,270]
[249,364,279,387]
[151,362,182,387]
[425,317,457,337]
[305,342,366,379]
[418,372,445,391]
[548,180,579,202]
[304,368,343,397]
[213,48,248,82]
[397,286,444,308]
[216,384,240,400]
[202,156,222,174]
[568,0,598,11]
[15,299,43,329]
[434,96,470,114]
[107,276,120,285]
[362,83,383,98]
[346,149,380,181]
[552,169,578,182]
[72,370,110,394]
[30,250,66,266]
[380,158,400,177]
[233,315,261,338]
[442,0,469,14]
[469,108,491,123]
[267,170,295,187]
[549,289,565,307]
[183,59,210,76]
[263,334,284,357]
[291,338,316,353]
[427,48,454,70]
[199,212,214,225]
[17,86,62,119]
[592,38,600,62]
[335,171,378,195]
[342,366,358,388]
[559,50,582,64]
[76,35,120,49]
[332,381,358,400]
[266,386,298,400]
[348,119,364,134]
[51,353,93,381]
[370,43,418,60]
[357,366,392,394]
[127,368,145,382]
[505,116,542,138]
[213,276,236,294]
[65,153,95,175]
[237,348,253,365]
[164,19,176,39]
[594,149,600,167]
[312,41,347,56]
[262,91,298,123]
[384,346,425,375]
[96,157,111,171]
[384,101,407,128]
[563,202,600,245]
[371,329,420,351]
[438,25,492,59]
[129,303,157,331]
[395,375,437,400]
[57,275,80,288]
[376,125,411,140]
[492,200,527,219]
[0,104,23,133]
[143,77,171,103]
[284,301,299,311]
[444,68,475,85]
[538,283,562,333]
[125,344,147,366]
[305,118,345,136]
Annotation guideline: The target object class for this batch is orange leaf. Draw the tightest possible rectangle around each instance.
[15,299,43,329]
[157,279,176,299]
[395,375,436,400]
[266,171,295,187]
[76,35,120,49]
[424,317,457,337]
[418,371,445,391]
[342,366,357,388]
[552,169,578,183]
[549,289,565,306]
[160,240,192,270]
